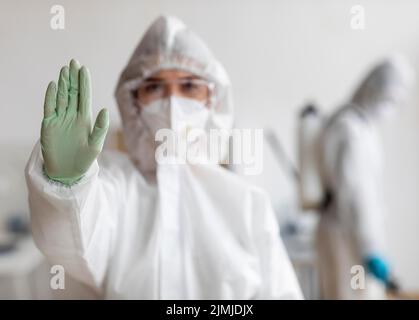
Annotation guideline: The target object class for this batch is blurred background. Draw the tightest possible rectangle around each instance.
[0,0,418,299]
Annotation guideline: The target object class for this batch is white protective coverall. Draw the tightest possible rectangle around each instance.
[317,57,414,299]
[25,15,302,299]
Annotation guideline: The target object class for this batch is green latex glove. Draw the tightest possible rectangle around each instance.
[41,59,109,186]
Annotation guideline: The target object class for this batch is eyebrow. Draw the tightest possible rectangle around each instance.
[145,75,201,82]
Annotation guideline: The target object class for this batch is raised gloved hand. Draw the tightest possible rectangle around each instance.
[364,254,391,284]
[41,59,109,185]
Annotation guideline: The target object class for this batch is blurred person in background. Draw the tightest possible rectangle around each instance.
[24,15,302,299]
[317,57,414,299]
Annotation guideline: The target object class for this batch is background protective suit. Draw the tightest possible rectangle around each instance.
[317,57,414,299]
[25,15,302,299]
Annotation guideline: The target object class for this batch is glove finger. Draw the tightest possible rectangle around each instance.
[43,81,57,119]
[68,59,80,113]
[56,66,69,115]
[78,66,92,120]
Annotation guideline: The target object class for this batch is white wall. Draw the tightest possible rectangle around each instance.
[1,0,419,290]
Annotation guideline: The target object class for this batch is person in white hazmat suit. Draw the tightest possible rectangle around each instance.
[25,15,302,299]
[317,57,414,299]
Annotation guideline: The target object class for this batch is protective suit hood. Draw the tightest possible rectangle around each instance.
[115,15,234,177]
[350,56,414,118]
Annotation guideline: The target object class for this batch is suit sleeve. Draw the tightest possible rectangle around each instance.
[25,142,124,293]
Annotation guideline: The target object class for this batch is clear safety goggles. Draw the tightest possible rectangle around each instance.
[136,78,215,106]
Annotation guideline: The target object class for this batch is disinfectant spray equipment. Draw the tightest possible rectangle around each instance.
[297,104,326,211]
[265,103,325,212]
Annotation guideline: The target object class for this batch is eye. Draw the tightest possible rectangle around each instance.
[143,82,163,93]
[180,80,200,92]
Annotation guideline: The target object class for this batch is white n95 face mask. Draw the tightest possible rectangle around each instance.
[140,96,211,163]
[141,96,210,136]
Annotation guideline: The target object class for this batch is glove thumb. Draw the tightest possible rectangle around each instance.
[89,108,109,150]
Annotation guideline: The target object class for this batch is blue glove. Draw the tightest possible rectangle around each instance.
[364,254,391,284]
